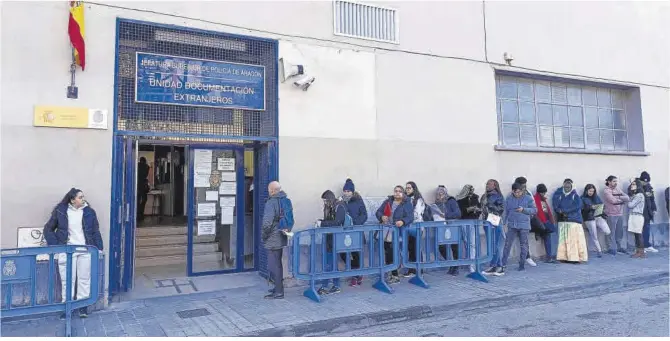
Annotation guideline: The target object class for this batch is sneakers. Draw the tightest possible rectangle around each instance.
[645,247,659,253]
[328,286,342,294]
[402,270,416,278]
[483,267,497,275]
[617,248,629,255]
[79,308,88,318]
[317,287,329,295]
[388,275,400,284]
[469,265,476,273]
[493,267,505,276]
[264,293,284,299]
[527,258,538,266]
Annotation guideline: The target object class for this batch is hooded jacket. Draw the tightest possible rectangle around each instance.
[481,189,505,218]
[503,193,537,230]
[641,183,657,221]
[456,185,481,220]
[552,188,583,223]
[262,190,290,250]
[346,192,368,225]
[43,202,104,250]
[581,193,604,222]
[533,192,555,224]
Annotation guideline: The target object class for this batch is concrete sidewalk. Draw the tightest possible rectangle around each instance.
[2,251,668,337]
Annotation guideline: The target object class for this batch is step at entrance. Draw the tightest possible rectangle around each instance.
[135,225,220,269]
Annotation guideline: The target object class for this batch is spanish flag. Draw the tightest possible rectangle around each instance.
[68,1,86,70]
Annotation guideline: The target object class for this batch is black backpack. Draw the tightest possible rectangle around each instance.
[422,204,434,222]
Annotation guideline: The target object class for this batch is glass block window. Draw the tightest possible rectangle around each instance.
[496,75,634,152]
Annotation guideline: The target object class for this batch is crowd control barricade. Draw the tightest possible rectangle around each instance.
[292,224,400,303]
[401,220,493,288]
[1,245,100,337]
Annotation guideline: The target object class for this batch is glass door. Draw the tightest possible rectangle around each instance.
[187,145,246,276]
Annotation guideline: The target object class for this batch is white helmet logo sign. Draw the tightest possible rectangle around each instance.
[444,228,451,240]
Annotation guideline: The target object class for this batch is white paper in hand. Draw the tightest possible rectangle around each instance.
[487,213,501,226]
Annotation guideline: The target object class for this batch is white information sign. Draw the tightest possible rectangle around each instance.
[219,182,236,195]
[220,196,236,207]
[221,207,235,224]
[194,173,210,188]
[197,220,216,236]
[194,150,212,174]
[220,172,236,182]
[197,203,216,217]
[218,158,235,171]
[205,191,218,201]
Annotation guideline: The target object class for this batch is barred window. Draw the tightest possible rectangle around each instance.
[495,74,643,153]
[333,0,399,44]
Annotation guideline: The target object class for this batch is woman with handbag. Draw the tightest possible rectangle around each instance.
[375,185,414,284]
[581,184,611,258]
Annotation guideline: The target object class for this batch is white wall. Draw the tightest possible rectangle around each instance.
[1,1,667,288]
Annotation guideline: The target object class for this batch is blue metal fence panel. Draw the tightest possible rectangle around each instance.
[402,220,493,288]
[292,224,399,303]
[1,245,100,337]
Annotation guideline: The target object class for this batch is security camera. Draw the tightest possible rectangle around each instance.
[293,75,315,91]
[503,52,514,65]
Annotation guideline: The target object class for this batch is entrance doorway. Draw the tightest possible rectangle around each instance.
[110,137,261,296]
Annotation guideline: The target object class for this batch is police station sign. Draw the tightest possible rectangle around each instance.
[135,52,266,111]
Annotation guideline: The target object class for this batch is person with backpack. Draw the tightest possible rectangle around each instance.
[342,178,368,287]
[316,190,349,295]
[375,185,414,284]
[430,185,463,275]
[404,181,428,277]
[261,181,294,299]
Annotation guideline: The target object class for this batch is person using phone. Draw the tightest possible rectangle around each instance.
[500,183,537,273]
[581,184,610,258]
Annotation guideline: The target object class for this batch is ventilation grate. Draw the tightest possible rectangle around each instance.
[333,0,399,44]
[176,308,211,319]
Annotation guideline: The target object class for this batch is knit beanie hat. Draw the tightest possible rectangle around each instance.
[343,178,355,192]
[640,171,650,182]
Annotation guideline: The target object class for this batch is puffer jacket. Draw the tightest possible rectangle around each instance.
[346,192,368,225]
[581,194,604,222]
[262,190,290,250]
[553,188,583,223]
[43,203,104,250]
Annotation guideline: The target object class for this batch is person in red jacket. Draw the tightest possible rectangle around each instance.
[533,184,558,263]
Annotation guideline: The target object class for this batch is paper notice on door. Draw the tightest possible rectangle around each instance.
[194,149,212,174]
[197,220,216,236]
[219,182,236,195]
[220,172,236,182]
[194,173,210,188]
[221,207,235,224]
[197,203,216,217]
[220,196,236,207]
[205,191,218,201]
[218,158,235,171]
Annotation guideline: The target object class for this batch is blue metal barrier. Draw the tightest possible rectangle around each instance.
[1,245,100,337]
[292,224,400,303]
[402,220,493,288]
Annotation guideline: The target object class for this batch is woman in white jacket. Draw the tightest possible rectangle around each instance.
[627,179,646,259]
[404,181,426,277]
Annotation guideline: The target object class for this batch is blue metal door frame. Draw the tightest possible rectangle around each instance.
[187,144,252,277]
[108,17,280,297]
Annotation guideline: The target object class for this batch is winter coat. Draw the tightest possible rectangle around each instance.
[642,183,657,221]
[481,190,505,218]
[581,194,604,222]
[457,194,481,220]
[603,187,629,217]
[628,193,645,216]
[434,197,462,220]
[533,193,555,224]
[321,201,347,227]
[262,190,290,250]
[375,196,414,227]
[411,197,427,223]
[552,188,583,223]
[346,192,368,225]
[43,203,104,250]
[502,194,538,230]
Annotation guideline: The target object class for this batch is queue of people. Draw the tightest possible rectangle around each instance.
[261,171,665,299]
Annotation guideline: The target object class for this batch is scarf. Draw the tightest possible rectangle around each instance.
[456,185,474,201]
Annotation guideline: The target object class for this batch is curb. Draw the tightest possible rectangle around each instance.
[243,271,669,337]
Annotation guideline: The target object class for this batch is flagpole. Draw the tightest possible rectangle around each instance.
[67,45,78,99]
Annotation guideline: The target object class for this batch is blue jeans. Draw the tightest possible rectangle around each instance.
[488,224,505,267]
[501,228,529,267]
[320,251,341,288]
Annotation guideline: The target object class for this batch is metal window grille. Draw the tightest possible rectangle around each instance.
[496,75,632,152]
[333,0,399,44]
[115,20,277,143]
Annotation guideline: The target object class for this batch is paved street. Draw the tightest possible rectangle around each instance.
[332,280,669,337]
[1,251,668,337]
